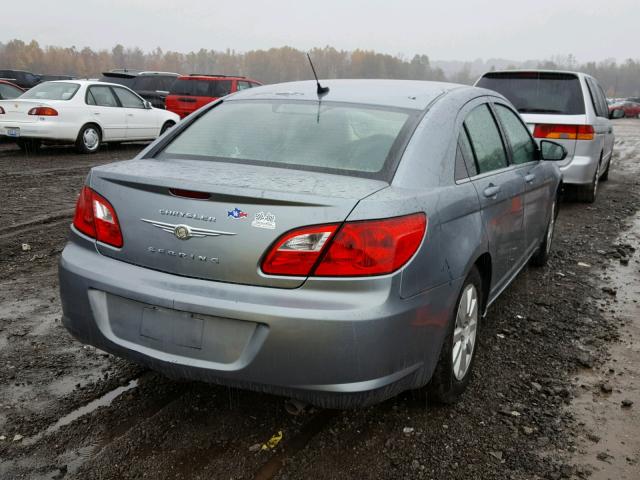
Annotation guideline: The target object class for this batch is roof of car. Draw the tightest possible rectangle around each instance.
[229,79,468,110]
[481,69,587,77]
[0,79,24,89]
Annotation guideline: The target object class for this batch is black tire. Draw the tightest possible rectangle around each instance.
[160,121,175,136]
[574,161,600,203]
[16,139,41,154]
[75,124,101,154]
[530,197,557,267]
[600,158,610,182]
[428,266,483,404]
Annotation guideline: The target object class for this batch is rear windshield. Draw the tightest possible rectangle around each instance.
[20,82,79,100]
[477,72,585,115]
[156,100,418,180]
[169,79,232,98]
[134,76,176,91]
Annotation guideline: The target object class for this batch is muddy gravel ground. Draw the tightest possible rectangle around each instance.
[0,122,639,480]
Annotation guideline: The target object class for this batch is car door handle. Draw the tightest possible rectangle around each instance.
[127,113,134,117]
[483,185,500,198]
[525,173,536,183]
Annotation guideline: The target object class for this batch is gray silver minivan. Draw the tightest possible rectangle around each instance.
[476,70,615,202]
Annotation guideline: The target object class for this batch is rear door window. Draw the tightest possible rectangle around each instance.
[477,72,585,115]
[494,104,537,165]
[87,85,119,107]
[464,104,508,174]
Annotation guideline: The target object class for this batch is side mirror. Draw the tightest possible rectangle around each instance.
[540,140,567,161]
[609,108,624,119]
[143,100,153,109]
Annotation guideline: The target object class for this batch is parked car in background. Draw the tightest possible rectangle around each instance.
[0,79,24,99]
[0,80,179,153]
[39,74,75,82]
[609,101,640,118]
[0,69,41,89]
[59,79,565,408]
[165,74,261,118]
[100,71,180,109]
[476,70,615,202]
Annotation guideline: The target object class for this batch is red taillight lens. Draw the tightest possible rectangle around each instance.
[28,107,58,116]
[72,186,123,248]
[73,186,96,238]
[261,224,339,276]
[261,213,427,277]
[533,124,594,141]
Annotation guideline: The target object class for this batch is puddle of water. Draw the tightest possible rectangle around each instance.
[23,378,139,446]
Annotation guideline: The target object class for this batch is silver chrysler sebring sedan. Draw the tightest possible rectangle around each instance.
[59,79,565,408]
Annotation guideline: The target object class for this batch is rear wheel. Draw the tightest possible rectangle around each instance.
[428,267,482,403]
[75,124,101,154]
[531,197,557,267]
[575,161,600,203]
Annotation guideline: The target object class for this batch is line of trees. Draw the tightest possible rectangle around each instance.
[1,39,639,96]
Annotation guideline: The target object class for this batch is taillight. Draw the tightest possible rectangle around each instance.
[533,124,594,141]
[28,107,58,116]
[261,213,427,277]
[72,186,123,247]
[261,224,339,276]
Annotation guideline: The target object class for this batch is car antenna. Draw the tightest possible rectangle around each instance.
[307,53,329,97]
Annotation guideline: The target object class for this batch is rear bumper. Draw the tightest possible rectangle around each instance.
[59,233,459,407]
[559,154,599,185]
[0,120,77,141]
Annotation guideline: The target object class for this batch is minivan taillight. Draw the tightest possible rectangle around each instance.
[73,186,123,248]
[28,107,58,116]
[533,124,594,141]
[261,213,427,277]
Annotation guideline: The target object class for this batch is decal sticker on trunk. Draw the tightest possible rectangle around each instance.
[251,211,276,230]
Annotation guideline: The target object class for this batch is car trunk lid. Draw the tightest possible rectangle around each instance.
[0,99,58,124]
[89,159,388,288]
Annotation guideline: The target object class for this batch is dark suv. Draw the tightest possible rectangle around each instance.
[0,69,42,89]
[99,71,180,108]
[165,74,261,118]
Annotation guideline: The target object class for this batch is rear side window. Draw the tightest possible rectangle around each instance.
[237,81,252,91]
[494,104,537,165]
[134,76,176,91]
[157,100,417,180]
[170,79,232,97]
[585,77,609,118]
[464,105,508,174]
[87,85,119,107]
[477,72,585,115]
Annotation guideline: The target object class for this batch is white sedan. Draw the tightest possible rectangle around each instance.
[0,80,180,153]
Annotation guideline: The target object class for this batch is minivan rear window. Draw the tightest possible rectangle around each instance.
[477,72,585,115]
[155,100,418,180]
[169,79,232,97]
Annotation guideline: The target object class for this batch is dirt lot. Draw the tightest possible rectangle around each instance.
[0,122,639,480]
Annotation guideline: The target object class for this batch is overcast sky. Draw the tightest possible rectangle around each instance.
[2,0,638,62]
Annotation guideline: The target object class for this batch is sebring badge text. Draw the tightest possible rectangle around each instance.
[147,246,220,264]
[159,209,216,223]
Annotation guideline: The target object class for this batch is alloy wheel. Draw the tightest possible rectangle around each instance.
[452,284,479,381]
